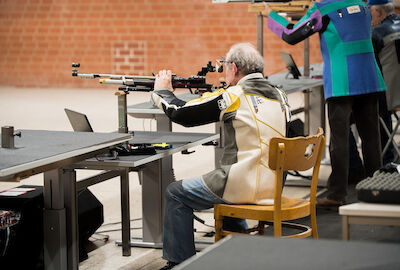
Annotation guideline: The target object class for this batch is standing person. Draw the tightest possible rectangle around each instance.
[152,42,290,269]
[262,0,386,206]
[369,0,400,162]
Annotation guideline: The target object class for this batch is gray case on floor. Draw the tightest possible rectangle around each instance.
[356,171,400,204]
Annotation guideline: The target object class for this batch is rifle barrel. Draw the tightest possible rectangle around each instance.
[76,73,100,79]
[76,73,156,80]
[99,78,135,85]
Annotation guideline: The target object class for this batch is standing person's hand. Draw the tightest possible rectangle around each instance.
[154,70,174,92]
[261,2,273,17]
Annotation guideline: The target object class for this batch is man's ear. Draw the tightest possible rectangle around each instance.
[232,62,238,76]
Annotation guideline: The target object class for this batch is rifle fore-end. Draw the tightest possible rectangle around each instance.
[100,78,133,85]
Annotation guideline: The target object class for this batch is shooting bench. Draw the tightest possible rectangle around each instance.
[339,202,400,240]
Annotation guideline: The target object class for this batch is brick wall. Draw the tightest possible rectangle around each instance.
[0,0,322,88]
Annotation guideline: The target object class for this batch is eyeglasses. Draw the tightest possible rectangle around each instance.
[216,57,234,73]
[216,57,226,72]
[217,57,233,64]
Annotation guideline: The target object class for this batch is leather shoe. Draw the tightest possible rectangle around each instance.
[316,197,345,207]
[159,261,179,270]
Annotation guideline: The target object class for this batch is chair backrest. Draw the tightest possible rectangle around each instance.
[268,128,325,211]
[268,128,325,172]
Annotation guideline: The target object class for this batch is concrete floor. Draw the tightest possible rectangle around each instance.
[0,86,331,269]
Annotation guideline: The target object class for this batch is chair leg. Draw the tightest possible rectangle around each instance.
[273,219,282,237]
[310,207,318,239]
[214,207,223,242]
[257,221,265,235]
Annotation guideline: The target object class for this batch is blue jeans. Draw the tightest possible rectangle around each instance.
[162,176,248,263]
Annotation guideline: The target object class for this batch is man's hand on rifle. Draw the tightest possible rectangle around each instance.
[261,2,273,17]
[154,70,174,92]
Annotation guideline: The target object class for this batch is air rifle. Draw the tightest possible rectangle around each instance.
[72,61,224,94]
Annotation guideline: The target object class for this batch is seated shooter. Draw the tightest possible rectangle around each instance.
[151,42,290,269]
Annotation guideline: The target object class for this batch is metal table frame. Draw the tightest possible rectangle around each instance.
[0,130,131,270]
[73,131,219,254]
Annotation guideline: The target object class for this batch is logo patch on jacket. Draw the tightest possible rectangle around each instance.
[249,96,264,113]
[217,99,227,110]
[347,5,361,14]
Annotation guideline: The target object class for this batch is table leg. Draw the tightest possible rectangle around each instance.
[155,115,172,131]
[117,92,128,133]
[121,159,173,248]
[43,168,70,270]
[308,86,325,135]
[257,13,263,56]
[309,85,328,162]
[142,159,164,244]
[342,216,350,241]
[120,168,131,256]
[63,168,79,270]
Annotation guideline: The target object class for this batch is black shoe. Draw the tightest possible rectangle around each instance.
[160,261,180,270]
[316,197,345,207]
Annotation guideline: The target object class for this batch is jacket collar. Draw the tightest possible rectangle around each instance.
[237,72,264,85]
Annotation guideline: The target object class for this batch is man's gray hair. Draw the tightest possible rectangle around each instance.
[225,43,264,75]
[376,2,395,14]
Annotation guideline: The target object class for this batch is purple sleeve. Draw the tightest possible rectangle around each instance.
[267,5,323,45]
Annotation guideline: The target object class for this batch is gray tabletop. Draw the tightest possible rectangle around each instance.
[0,130,131,180]
[267,62,324,94]
[176,235,400,270]
[80,130,219,168]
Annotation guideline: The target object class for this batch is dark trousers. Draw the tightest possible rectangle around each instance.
[327,94,382,201]
[348,92,394,172]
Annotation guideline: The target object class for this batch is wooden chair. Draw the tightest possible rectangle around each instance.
[214,128,325,241]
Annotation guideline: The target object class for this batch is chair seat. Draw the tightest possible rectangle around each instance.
[215,196,310,222]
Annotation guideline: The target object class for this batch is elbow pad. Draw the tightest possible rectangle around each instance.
[282,18,319,45]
